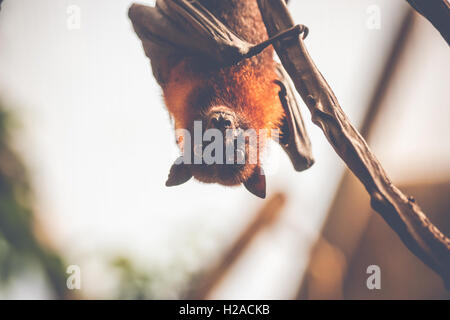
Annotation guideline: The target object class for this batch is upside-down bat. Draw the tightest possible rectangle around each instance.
[129,0,314,198]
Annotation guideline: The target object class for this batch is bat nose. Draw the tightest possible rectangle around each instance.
[208,113,235,131]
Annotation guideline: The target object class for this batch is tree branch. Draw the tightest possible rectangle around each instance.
[406,0,450,44]
[257,0,450,288]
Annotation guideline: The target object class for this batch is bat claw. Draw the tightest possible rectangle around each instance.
[273,24,309,42]
[246,24,310,59]
[298,24,309,40]
[290,24,309,40]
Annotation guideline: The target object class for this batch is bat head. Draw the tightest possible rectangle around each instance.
[165,103,267,199]
[161,56,284,199]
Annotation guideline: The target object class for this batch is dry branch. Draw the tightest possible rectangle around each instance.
[406,0,450,44]
[257,0,450,288]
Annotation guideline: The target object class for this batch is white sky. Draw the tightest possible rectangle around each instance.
[0,0,448,299]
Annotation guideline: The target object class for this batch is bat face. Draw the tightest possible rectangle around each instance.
[163,57,284,196]
[188,105,256,186]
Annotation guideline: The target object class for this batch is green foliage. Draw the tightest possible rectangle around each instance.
[0,103,67,298]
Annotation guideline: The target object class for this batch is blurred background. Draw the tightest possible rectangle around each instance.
[0,0,448,299]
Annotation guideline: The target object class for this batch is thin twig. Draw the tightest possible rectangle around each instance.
[405,0,450,44]
[257,0,450,288]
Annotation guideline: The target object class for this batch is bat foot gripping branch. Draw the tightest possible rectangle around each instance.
[245,24,309,59]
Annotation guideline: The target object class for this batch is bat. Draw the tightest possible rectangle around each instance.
[129,0,313,198]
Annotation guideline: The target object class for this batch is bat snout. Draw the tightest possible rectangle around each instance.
[209,114,233,130]
[206,107,237,132]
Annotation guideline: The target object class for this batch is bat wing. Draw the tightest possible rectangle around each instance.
[275,64,314,171]
[129,0,254,85]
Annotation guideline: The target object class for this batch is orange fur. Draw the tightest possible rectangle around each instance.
[163,57,284,134]
[163,60,206,130]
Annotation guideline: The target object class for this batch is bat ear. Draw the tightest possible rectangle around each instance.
[165,157,193,187]
[244,166,266,199]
